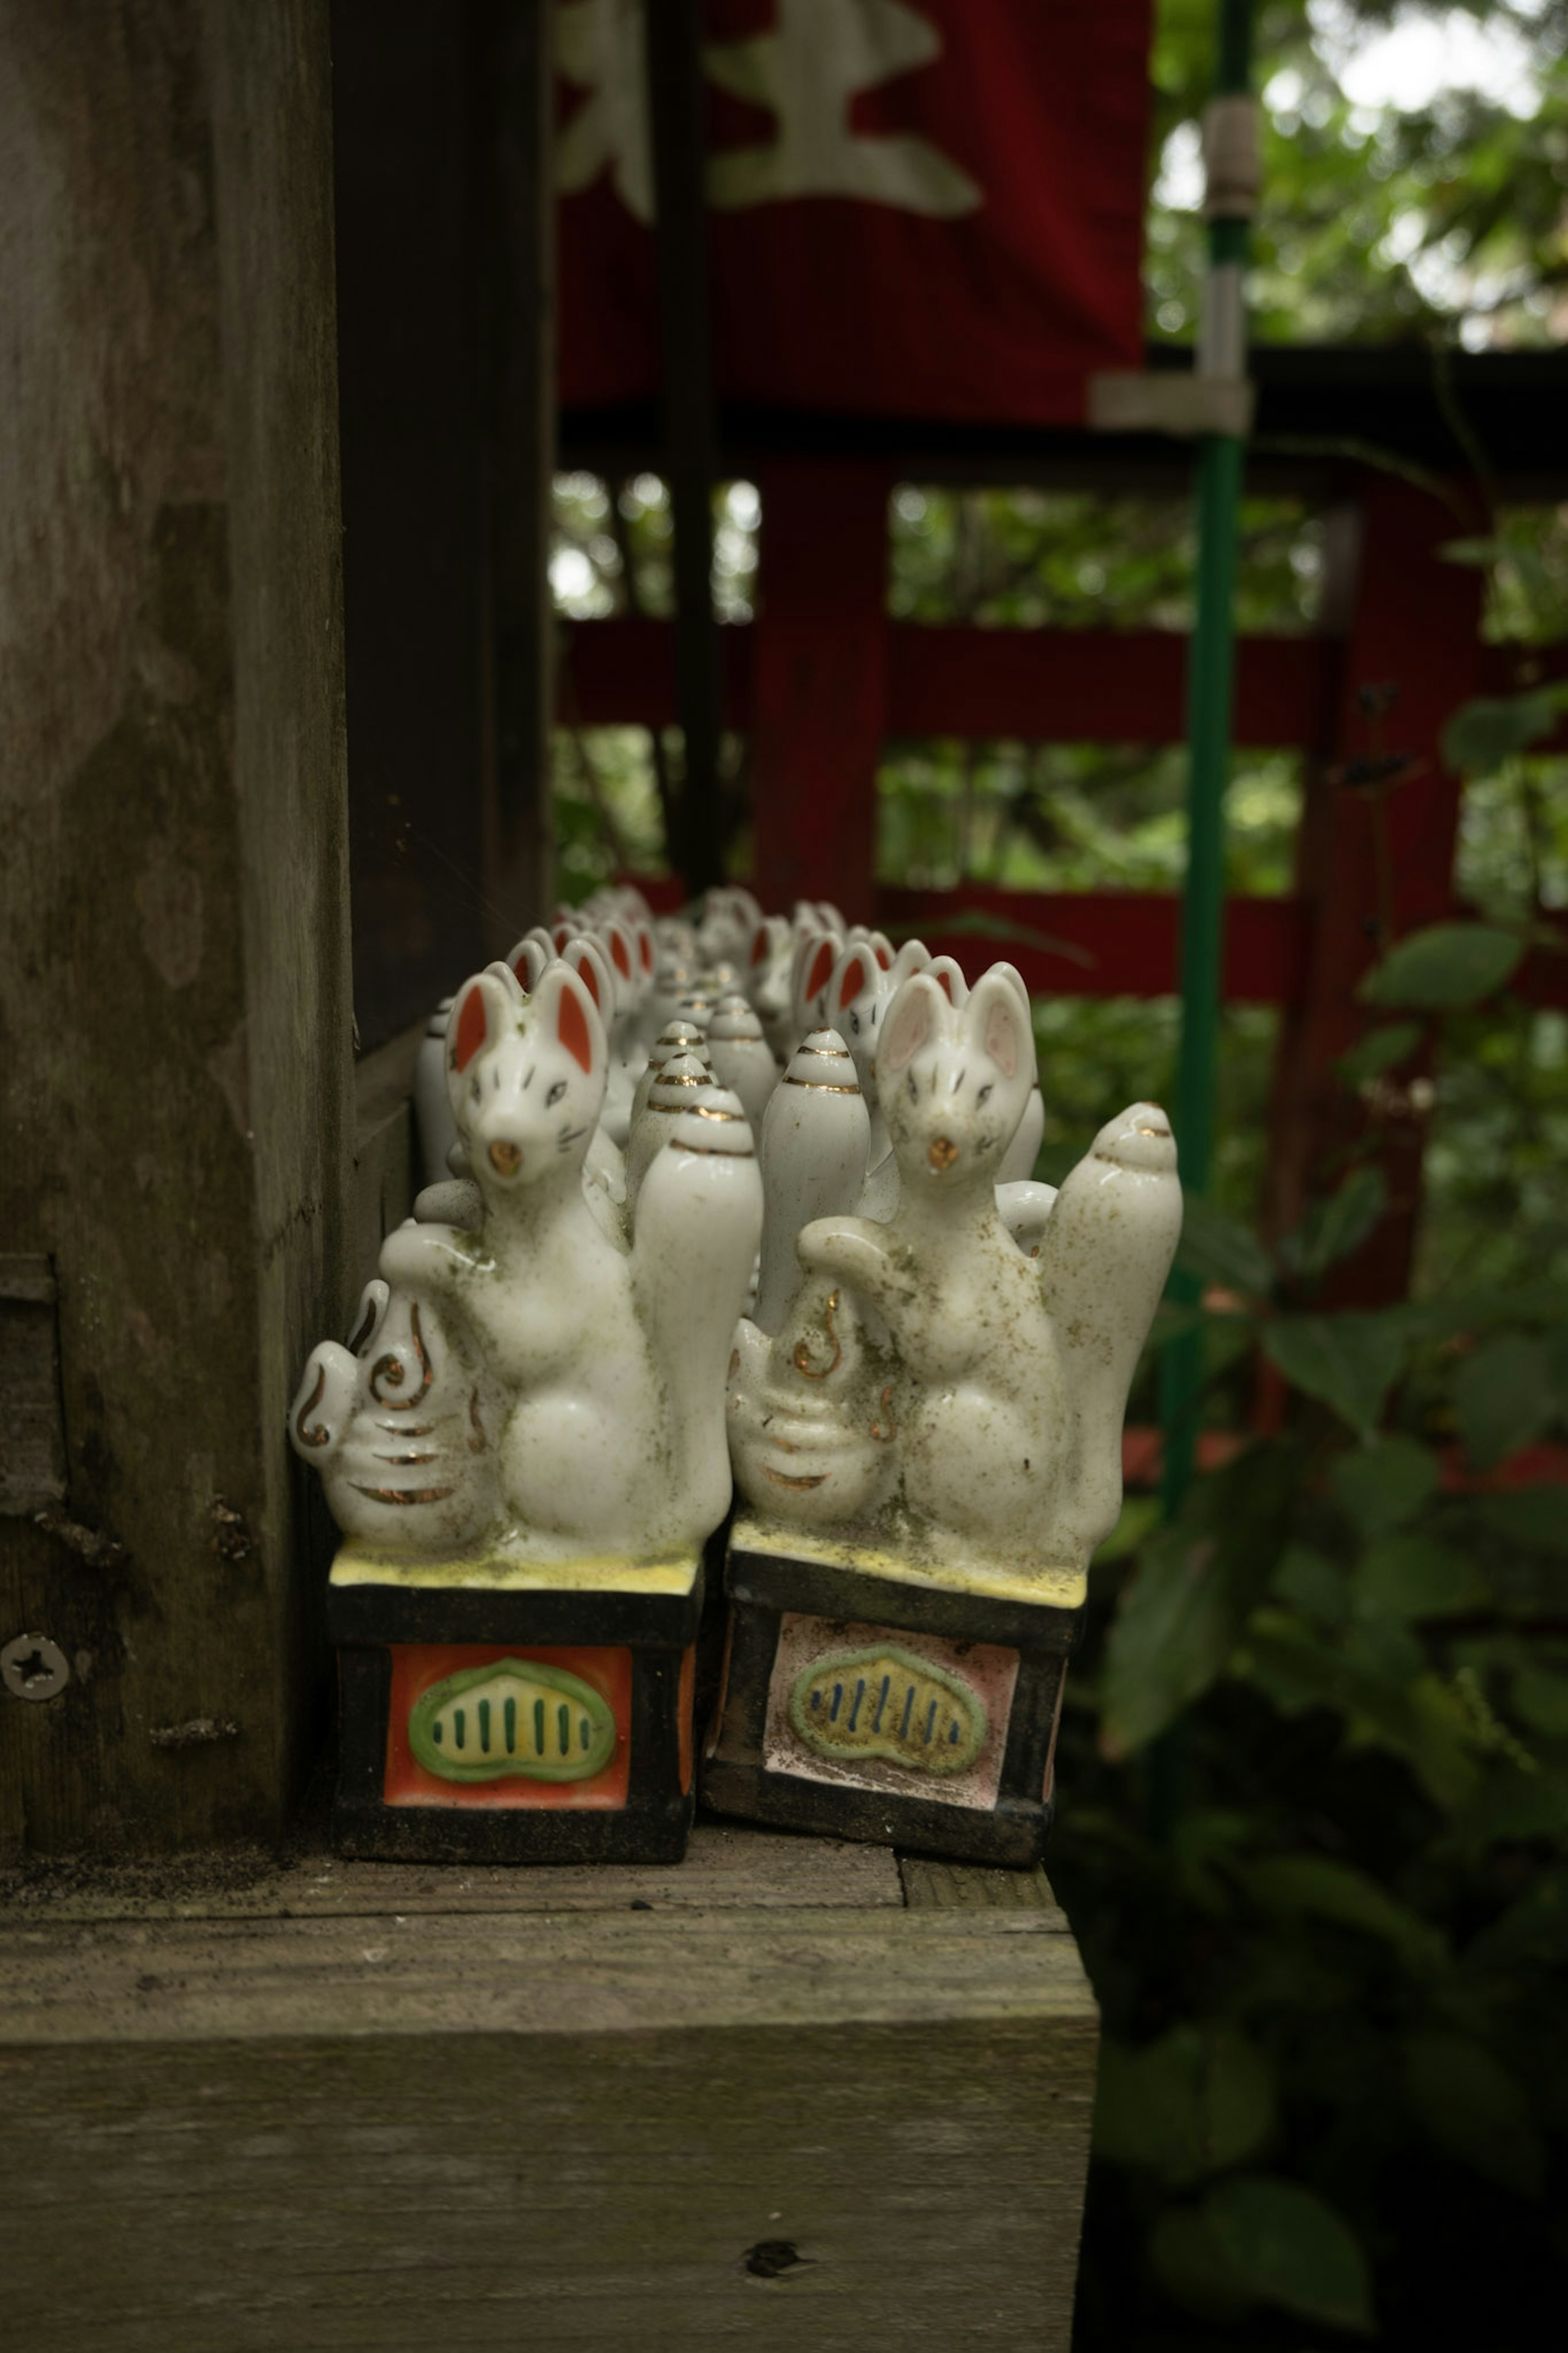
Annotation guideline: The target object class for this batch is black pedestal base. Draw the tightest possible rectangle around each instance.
[327,1546,704,1866]
[702,1522,1084,1867]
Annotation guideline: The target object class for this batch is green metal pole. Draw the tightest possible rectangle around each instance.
[1158,1,1254,1520]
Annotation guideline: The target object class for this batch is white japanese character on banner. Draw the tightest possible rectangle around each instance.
[556,0,657,224]
[554,0,981,224]
[704,0,980,215]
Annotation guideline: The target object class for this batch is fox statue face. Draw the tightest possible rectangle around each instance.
[445,964,607,1201]
[876,968,1036,1202]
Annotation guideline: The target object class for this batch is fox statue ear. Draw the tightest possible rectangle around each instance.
[447,970,514,1082]
[967,970,1031,1083]
[879,971,947,1078]
[835,944,877,1012]
[532,960,605,1077]
[505,934,550,992]
[602,917,635,984]
[925,954,968,1008]
[563,934,616,1020]
[804,933,837,1008]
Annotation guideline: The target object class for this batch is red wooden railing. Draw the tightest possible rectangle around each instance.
[559,459,1568,1309]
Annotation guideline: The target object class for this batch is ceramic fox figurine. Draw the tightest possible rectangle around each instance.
[731,963,1181,1581]
[293,959,762,1565]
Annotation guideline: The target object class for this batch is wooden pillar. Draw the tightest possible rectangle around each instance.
[646,0,724,895]
[331,1,491,1047]
[0,0,352,1852]
[333,0,555,1032]
[750,464,892,922]
[1265,474,1483,1300]
[478,0,557,961]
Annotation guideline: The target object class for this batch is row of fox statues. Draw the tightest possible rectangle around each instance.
[291,882,1182,1861]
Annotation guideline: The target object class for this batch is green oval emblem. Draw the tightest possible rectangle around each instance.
[410,1658,617,1784]
[789,1644,986,1777]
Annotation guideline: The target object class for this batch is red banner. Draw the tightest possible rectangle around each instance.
[557,0,1152,426]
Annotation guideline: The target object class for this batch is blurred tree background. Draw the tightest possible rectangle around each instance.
[548,4,1568,2342]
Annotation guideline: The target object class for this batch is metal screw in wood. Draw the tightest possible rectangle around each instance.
[2,1633,70,1702]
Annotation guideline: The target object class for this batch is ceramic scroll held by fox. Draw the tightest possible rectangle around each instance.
[291,959,763,1568]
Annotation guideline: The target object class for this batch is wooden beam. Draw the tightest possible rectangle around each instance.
[888,625,1328,748]
[645,0,725,894]
[561,617,1343,748]
[0,1826,1096,2349]
[477,0,556,956]
[746,464,893,920]
[559,344,1568,487]
[1263,476,1484,1298]
[331,1,493,1047]
[877,886,1311,1004]
[0,0,352,1852]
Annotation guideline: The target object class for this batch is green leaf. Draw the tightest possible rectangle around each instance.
[1511,1665,1568,1738]
[1100,1530,1239,1755]
[1363,921,1526,1011]
[1331,1436,1439,1536]
[1278,1167,1388,1282]
[1452,1332,1555,1472]
[1402,2032,1546,2197]
[1358,1534,1488,1621]
[1146,2205,1257,2323]
[1245,1854,1445,1969]
[1360,922,1524,1010]
[1262,1313,1405,1435]
[1175,1195,1276,1297]
[1343,1614,1425,1682]
[1472,1489,1568,1555]
[1438,535,1507,571]
[1441,684,1568,775]
[1274,1543,1351,1626]
[1091,1493,1161,1567]
[1094,2024,1275,2186]
[1203,2175,1375,2334]
[1465,1866,1568,1972]
[1336,1020,1423,1089]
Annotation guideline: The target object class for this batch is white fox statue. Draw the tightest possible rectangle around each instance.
[726,961,1182,1584]
[292,959,763,1566]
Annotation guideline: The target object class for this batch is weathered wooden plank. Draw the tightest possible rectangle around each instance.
[900,1853,1070,1925]
[0,1897,1094,2346]
[0,1820,903,1922]
[0,1903,1086,2044]
[0,1256,67,1515]
[0,0,350,1852]
[2,1998,1095,2347]
[0,1816,1095,2347]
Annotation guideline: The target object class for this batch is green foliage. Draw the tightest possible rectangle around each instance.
[1442,684,1568,776]
[1360,921,1525,1009]
[1063,499,1568,2345]
[1147,1,1568,355]
[1260,1311,1404,1433]
[1452,1330,1557,1469]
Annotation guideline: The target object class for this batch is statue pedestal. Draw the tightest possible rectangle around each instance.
[702,1516,1085,1867]
[327,1543,704,1863]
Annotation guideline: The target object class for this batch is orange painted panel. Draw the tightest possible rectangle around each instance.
[383,1643,632,1811]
